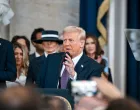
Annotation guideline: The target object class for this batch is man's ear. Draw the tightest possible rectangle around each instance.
[80,40,85,48]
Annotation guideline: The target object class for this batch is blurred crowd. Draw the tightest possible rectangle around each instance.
[0,78,139,110]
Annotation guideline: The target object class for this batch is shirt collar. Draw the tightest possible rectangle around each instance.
[44,52,48,57]
[72,52,83,66]
[35,52,41,57]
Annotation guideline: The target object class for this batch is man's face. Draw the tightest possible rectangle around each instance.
[63,32,84,58]
[34,32,44,51]
[42,41,59,54]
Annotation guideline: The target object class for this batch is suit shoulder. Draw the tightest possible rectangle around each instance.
[46,53,64,63]
[86,56,103,69]
[30,55,45,64]
[48,52,64,58]
[0,38,12,46]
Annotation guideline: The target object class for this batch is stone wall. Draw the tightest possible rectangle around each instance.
[9,0,79,53]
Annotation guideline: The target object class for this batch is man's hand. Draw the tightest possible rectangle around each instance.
[63,53,75,78]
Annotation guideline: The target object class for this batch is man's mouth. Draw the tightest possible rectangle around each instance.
[65,48,71,51]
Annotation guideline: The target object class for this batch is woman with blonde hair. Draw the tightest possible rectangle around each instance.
[6,43,29,87]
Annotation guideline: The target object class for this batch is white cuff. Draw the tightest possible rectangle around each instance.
[70,71,77,80]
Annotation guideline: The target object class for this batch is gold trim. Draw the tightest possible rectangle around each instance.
[97,0,110,47]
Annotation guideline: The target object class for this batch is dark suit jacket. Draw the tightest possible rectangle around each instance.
[38,52,103,88]
[0,38,16,87]
[29,53,36,62]
[26,54,46,86]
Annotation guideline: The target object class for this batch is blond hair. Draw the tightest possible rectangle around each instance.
[13,43,29,76]
[62,26,86,40]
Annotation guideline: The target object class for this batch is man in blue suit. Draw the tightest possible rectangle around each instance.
[38,26,103,89]
[0,38,16,88]
[26,30,63,86]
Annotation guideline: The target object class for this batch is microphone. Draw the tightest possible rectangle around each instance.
[58,52,72,88]
[63,52,72,62]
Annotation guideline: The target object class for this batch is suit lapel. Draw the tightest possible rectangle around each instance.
[67,53,89,89]
[74,53,89,75]
[59,53,65,74]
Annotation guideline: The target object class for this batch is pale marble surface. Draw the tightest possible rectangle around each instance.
[9,0,79,53]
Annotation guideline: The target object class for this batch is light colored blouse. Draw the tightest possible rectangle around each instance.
[6,73,26,87]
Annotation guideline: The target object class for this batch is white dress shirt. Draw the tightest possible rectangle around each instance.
[35,51,41,57]
[60,52,83,80]
[44,52,48,57]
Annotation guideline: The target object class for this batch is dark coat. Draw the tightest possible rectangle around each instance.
[0,38,16,87]
[38,52,103,88]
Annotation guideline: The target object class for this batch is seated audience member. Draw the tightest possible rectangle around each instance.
[0,86,41,110]
[84,34,112,82]
[6,43,29,87]
[41,95,69,110]
[11,35,30,54]
[106,98,140,110]
[30,28,44,61]
[36,26,103,89]
[26,30,63,86]
[75,77,123,110]
[0,38,16,88]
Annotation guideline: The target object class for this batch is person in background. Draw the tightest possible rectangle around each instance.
[6,43,29,87]
[26,30,63,86]
[30,28,44,61]
[41,95,68,110]
[84,34,112,82]
[11,35,30,54]
[85,34,103,60]
[0,38,16,88]
[0,86,41,110]
[106,98,140,110]
[34,30,63,55]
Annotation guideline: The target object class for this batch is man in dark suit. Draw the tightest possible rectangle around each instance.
[30,28,44,62]
[26,30,63,86]
[37,26,103,89]
[0,38,16,88]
